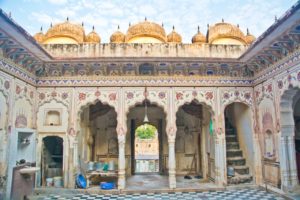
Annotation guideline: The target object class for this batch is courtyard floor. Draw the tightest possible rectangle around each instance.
[126,175,215,190]
[39,188,286,200]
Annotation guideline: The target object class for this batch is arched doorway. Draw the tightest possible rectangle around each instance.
[41,136,63,187]
[126,100,167,189]
[127,100,166,175]
[175,100,214,185]
[134,124,159,173]
[291,89,300,185]
[280,88,300,191]
[78,101,118,187]
[224,102,254,184]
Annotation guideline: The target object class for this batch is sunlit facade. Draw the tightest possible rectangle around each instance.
[0,2,300,199]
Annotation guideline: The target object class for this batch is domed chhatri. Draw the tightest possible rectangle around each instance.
[33,18,255,45]
[167,26,182,43]
[33,27,45,43]
[244,28,256,44]
[125,18,167,43]
[110,25,125,43]
[43,18,86,44]
[208,19,247,45]
[192,26,206,44]
[85,26,101,43]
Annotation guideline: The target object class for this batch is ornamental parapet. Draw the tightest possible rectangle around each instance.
[42,43,248,58]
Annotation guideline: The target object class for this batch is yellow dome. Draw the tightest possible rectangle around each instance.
[244,29,256,44]
[110,26,125,43]
[43,18,85,44]
[192,26,206,44]
[85,27,101,43]
[208,20,247,45]
[125,18,167,43]
[33,27,45,43]
[167,26,182,43]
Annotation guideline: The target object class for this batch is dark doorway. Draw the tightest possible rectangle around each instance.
[42,136,63,186]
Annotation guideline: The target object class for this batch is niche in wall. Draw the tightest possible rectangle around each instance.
[264,130,275,160]
[45,109,61,126]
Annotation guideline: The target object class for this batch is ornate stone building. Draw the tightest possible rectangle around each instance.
[0,1,300,198]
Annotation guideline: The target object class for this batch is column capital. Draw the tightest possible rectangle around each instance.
[167,125,177,142]
[117,123,127,138]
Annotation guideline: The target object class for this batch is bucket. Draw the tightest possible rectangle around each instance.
[95,162,102,171]
[227,166,235,177]
[108,160,114,171]
[100,182,115,190]
[46,178,53,187]
[87,162,94,171]
[53,176,63,187]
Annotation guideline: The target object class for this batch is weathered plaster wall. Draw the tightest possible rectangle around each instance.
[42,43,247,58]
[0,70,36,196]
[5,53,298,190]
[253,56,300,190]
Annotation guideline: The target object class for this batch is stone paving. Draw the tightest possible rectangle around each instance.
[40,188,287,200]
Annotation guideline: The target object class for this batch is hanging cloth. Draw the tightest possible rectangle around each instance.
[209,119,213,135]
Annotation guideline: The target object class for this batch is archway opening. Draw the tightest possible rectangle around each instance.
[42,136,63,187]
[175,100,214,186]
[78,100,118,187]
[224,102,253,184]
[134,124,159,173]
[126,100,168,189]
[293,90,300,183]
[127,100,166,175]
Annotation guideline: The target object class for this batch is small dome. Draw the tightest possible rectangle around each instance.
[110,26,125,43]
[44,18,85,44]
[192,26,206,44]
[126,18,167,43]
[33,27,45,43]
[85,26,101,43]
[167,26,182,43]
[244,29,256,44]
[208,19,247,45]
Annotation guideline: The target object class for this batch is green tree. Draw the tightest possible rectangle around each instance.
[135,124,157,139]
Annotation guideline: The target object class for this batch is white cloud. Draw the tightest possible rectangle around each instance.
[47,0,68,5]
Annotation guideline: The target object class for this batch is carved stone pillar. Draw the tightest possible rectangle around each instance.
[253,133,263,185]
[287,135,298,187]
[167,126,176,189]
[280,135,290,191]
[280,124,299,191]
[214,131,226,186]
[68,138,78,188]
[117,126,126,190]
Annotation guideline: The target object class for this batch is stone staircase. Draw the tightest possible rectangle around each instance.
[226,121,252,184]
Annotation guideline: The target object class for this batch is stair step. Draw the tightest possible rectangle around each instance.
[226,149,243,157]
[228,174,253,184]
[233,165,249,175]
[226,129,235,134]
[226,136,238,142]
[226,142,239,149]
[227,157,246,166]
[226,134,236,138]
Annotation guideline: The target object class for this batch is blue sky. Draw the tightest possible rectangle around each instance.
[0,0,297,43]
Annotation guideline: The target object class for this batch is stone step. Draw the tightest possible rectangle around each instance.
[226,128,235,134]
[226,134,237,138]
[228,174,253,184]
[227,157,246,166]
[226,149,243,157]
[226,142,239,150]
[226,136,238,142]
[233,165,249,175]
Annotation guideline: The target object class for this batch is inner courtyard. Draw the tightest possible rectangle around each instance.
[0,0,300,199]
